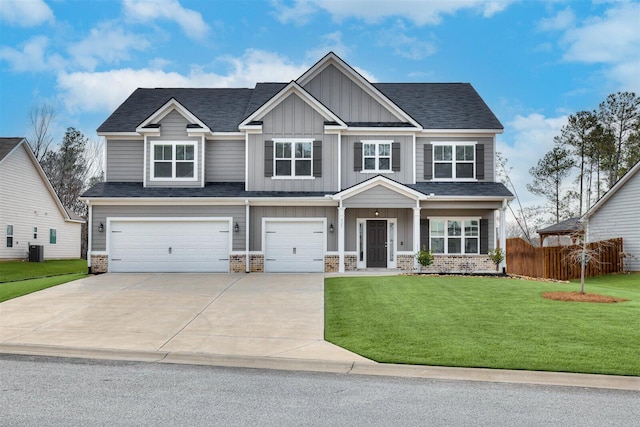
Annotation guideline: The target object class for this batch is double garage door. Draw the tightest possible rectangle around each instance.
[109,219,230,273]
[264,220,325,273]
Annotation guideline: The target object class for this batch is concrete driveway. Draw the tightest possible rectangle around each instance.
[0,273,369,362]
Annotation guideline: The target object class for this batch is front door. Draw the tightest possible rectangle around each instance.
[367,220,387,268]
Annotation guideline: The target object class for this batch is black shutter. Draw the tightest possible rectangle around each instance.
[354,142,362,172]
[476,144,485,181]
[423,144,433,180]
[264,140,273,177]
[392,142,401,172]
[480,218,489,254]
[313,140,322,177]
[420,219,430,251]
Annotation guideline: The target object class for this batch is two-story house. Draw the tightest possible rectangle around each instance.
[82,52,513,274]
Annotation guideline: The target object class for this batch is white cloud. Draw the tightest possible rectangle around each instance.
[306,31,351,61]
[122,0,209,40]
[0,0,54,27]
[497,113,568,208]
[548,2,640,90]
[538,7,575,31]
[67,21,151,71]
[377,21,438,60]
[0,36,64,72]
[57,49,312,112]
[273,0,515,26]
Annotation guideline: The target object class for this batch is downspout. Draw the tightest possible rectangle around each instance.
[245,199,250,273]
[87,201,92,271]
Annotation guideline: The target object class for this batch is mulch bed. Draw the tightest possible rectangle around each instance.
[542,291,628,303]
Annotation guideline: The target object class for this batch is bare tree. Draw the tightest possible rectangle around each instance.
[28,104,56,162]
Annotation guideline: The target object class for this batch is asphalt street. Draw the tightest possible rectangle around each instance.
[1,354,639,426]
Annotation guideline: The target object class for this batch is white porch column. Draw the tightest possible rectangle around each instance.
[413,205,421,270]
[500,200,507,272]
[338,206,346,273]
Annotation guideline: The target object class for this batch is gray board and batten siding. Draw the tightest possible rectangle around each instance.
[343,185,417,209]
[249,206,338,252]
[247,93,339,192]
[344,208,414,252]
[146,110,201,188]
[302,63,401,123]
[91,205,246,252]
[341,135,413,188]
[416,136,494,183]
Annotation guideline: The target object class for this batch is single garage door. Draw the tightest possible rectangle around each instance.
[264,220,324,272]
[109,219,230,273]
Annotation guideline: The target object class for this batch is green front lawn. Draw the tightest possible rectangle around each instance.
[0,259,87,283]
[0,273,87,303]
[325,274,640,376]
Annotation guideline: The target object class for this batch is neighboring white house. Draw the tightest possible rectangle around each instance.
[586,160,640,272]
[0,137,83,260]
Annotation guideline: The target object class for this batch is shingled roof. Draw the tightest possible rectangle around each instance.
[0,137,24,162]
[98,82,502,133]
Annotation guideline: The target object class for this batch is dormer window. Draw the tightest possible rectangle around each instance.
[150,141,197,180]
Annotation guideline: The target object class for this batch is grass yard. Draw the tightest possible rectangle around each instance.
[325,274,640,376]
[0,259,87,283]
[0,273,87,303]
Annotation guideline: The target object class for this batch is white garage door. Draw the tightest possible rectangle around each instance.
[264,220,325,272]
[109,220,230,273]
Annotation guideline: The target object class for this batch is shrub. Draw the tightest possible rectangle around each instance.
[488,248,505,271]
[416,246,434,268]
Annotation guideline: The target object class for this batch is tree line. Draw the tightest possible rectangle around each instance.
[498,92,639,243]
[27,105,103,258]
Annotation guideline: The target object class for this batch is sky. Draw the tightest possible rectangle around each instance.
[1,0,639,212]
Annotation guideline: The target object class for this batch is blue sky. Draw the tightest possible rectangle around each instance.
[1,0,639,207]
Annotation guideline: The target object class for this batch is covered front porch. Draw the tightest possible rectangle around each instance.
[329,176,509,273]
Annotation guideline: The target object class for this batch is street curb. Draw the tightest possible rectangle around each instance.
[1,343,638,391]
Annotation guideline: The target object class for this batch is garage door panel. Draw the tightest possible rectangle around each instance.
[264,221,324,273]
[109,220,230,273]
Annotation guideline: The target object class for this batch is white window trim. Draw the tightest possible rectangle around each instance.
[361,140,393,173]
[6,224,14,248]
[271,138,315,179]
[431,141,477,181]
[427,216,481,255]
[149,141,198,182]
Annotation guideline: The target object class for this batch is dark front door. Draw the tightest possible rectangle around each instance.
[367,220,387,268]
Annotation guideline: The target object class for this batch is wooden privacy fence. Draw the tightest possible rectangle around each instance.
[506,237,623,281]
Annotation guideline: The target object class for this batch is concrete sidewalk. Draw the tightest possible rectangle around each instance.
[0,273,638,391]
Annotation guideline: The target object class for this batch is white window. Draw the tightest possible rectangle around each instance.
[430,218,479,254]
[6,225,13,248]
[433,143,475,179]
[33,227,37,239]
[151,141,197,180]
[363,141,392,172]
[49,228,57,244]
[274,139,313,177]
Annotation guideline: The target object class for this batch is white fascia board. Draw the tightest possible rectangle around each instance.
[238,124,263,132]
[296,53,421,128]
[239,81,346,128]
[18,141,75,221]
[420,129,503,135]
[81,196,338,206]
[334,175,426,201]
[97,132,141,138]
[585,160,640,219]
[138,98,211,132]
[428,195,515,202]
[343,128,419,135]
